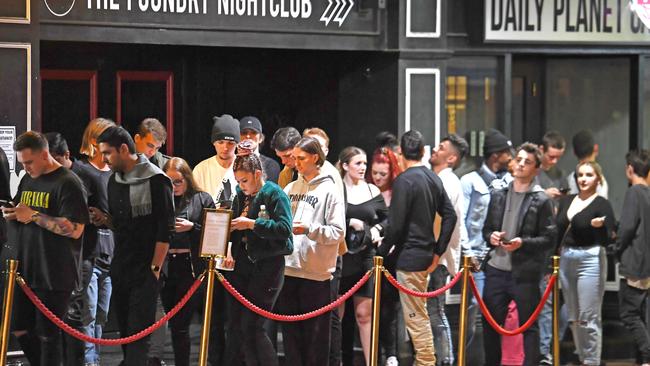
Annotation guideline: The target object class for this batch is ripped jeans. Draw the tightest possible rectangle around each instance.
[560,245,606,366]
[13,288,70,366]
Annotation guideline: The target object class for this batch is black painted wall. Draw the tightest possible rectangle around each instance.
[40,42,399,166]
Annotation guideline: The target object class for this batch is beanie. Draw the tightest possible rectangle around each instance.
[483,128,512,157]
[211,114,241,143]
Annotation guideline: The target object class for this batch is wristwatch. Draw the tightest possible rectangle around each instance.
[151,264,161,273]
[30,211,40,222]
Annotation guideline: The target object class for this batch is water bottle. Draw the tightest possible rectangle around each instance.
[258,205,270,220]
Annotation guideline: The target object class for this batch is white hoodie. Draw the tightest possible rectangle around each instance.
[284,172,346,281]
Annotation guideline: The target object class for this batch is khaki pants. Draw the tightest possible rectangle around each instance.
[397,270,436,366]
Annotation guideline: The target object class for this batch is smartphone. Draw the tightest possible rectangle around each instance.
[0,200,15,208]
[559,187,570,194]
[501,238,512,245]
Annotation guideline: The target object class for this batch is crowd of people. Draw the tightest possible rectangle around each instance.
[0,114,649,366]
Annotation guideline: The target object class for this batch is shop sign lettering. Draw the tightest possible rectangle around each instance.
[43,0,359,27]
[485,0,650,43]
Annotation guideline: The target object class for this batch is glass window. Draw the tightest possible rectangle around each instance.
[446,57,501,161]
[545,58,630,215]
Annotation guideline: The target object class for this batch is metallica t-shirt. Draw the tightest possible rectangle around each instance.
[13,167,89,292]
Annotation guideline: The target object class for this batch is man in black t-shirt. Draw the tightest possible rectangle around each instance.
[46,131,106,365]
[96,126,174,366]
[378,130,457,366]
[2,131,89,366]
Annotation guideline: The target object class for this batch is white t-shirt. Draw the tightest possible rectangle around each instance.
[192,156,236,204]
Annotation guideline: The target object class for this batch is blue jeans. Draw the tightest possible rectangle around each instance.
[538,275,569,356]
[83,265,112,364]
[427,265,453,365]
[560,246,606,365]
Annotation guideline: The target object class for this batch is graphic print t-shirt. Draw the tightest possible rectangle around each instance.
[14,167,89,291]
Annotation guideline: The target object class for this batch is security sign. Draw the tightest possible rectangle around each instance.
[630,0,650,29]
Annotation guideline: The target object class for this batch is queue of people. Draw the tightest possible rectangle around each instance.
[0,114,649,366]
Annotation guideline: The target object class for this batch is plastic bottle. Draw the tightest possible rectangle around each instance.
[258,205,270,220]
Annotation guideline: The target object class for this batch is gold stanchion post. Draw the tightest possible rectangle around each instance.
[369,256,383,366]
[0,259,19,366]
[198,256,217,366]
[457,256,472,366]
[552,255,560,366]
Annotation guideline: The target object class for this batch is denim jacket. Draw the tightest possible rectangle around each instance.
[459,164,512,261]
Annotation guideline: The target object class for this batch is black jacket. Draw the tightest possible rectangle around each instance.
[172,191,215,275]
[482,184,557,282]
[616,185,650,279]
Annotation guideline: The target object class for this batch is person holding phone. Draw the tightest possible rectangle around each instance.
[557,161,616,366]
[224,151,293,366]
[162,157,214,366]
[482,143,556,366]
[2,131,89,366]
[276,137,346,366]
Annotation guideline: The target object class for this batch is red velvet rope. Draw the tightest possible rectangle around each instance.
[218,270,372,322]
[17,273,205,346]
[383,269,464,298]
[469,273,557,336]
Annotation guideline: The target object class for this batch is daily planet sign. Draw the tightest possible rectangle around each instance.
[41,0,374,31]
[485,0,650,43]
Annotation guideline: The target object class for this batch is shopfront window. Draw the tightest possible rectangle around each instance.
[545,58,630,214]
[446,57,500,158]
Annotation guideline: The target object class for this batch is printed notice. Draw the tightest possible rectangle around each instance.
[0,127,16,172]
[199,209,232,258]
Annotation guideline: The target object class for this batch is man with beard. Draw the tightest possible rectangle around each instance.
[96,126,174,366]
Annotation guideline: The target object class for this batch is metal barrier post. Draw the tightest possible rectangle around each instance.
[552,255,560,366]
[0,260,19,366]
[457,256,472,366]
[198,256,217,366]
[369,256,383,366]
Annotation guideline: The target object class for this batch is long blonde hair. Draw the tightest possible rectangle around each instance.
[79,118,116,158]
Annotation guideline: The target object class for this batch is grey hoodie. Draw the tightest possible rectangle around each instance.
[284,172,346,281]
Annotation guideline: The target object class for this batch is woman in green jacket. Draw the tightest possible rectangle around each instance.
[224,152,293,366]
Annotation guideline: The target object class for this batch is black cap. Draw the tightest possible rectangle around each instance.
[483,128,512,157]
[239,116,263,134]
[211,114,240,143]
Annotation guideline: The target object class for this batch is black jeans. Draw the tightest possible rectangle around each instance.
[112,271,160,366]
[619,279,650,363]
[161,253,199,366]
[13,288,70,366]
[329,256,342,366]
[276,276,332,366]
[224,254,284,366]
[379,267,399,361]
[482,265,540,366]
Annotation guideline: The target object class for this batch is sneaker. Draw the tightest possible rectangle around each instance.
[385,356,399,366]
[540,353,553,365]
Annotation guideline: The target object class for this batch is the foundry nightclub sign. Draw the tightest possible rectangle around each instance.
[485,0,650,43]
[41,0,378,33]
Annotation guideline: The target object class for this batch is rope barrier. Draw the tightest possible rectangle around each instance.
[469,273,556,336]
[383,268,464,298]
[218,270,372,322]
[16,272,205,346]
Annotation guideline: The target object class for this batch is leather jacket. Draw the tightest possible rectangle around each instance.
[481,183,557,282]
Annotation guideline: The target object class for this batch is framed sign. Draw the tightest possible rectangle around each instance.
[199,208,232,258]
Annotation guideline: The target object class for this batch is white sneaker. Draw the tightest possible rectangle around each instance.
[385,356,399,366]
